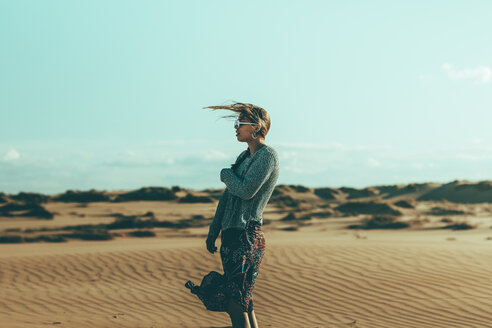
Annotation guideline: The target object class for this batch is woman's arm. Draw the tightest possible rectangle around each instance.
[220,150,276,200]
[207,188,229,240]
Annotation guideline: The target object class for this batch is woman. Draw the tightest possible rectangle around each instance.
[186,102,279,328]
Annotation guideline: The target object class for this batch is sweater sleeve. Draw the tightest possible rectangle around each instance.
[220,150,275,200]
[207,188,229,239]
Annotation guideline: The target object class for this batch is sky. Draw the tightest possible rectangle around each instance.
[1,0,491,194]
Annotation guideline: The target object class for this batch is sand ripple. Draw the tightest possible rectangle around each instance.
[1,236,492,327]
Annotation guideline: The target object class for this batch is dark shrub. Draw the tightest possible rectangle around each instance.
[418,180,492,203]
[171,186,182,192]
[455,181,492,192]
[0,202,34,212]
[61,223,105,231]
[154,220,190,228]
[178,193,214,203]
[272,185,293,196]
[384,183,432,199]
[281,213,296,221]
[154,217,210,229]
[335,201,402,216]
[142,211,155,218]
[108,213,138,220]
[314,188,339,200]
[75,203,88,208]
[26,235,67,243]
[190,214,207,220]
[288,185,310,193]
[176,216,211,228]
[347,215,410,230]
[23,206,54,219]
[53,189,110,203]
[270,194,303,208]
[427,207,467,216]
[0,192,8,203]
[0,235,24,243]
[441,222,475,230]
[0,202,54,219]
[207,190,225,200]
[113,187,176,202]
[128,230,156,237]
[308,210,334,218]
[280,213,311,221]
[106,216,155,230]
[281,226,298,231]
[393,200,415,209]
[340,187,378,199]
[10,192,49,204]
[5,228,22,232]
[271,187,282,196]
[63,229,113,240]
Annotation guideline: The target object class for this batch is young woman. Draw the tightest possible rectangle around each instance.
[188,102,279,328]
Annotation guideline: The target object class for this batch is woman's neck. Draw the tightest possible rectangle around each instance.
[247,140,267,157]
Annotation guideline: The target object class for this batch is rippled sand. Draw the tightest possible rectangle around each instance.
[2,228,492,328]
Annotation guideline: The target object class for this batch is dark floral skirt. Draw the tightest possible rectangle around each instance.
[220,221,266,313]
[185,221,266,313]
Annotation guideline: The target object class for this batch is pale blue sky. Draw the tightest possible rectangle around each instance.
[1,1,491,194]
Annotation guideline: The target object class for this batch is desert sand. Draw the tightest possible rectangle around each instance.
[2,181,492,327]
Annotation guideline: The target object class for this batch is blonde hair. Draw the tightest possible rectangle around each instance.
[204,102,271,138]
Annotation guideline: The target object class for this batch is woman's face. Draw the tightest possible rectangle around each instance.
[235,115,258,142]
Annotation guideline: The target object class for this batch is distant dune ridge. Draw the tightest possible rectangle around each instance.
[2,179,492,244]
[417,180,492,203]
[2,179,492,205]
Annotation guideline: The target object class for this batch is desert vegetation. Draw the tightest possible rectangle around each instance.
[113,187,176,202]
[347,215,410,230]
[440,222,476,230]
[178,193,215,203]
[393,200,415,209]
[0,202,53,219]
[53,189,111,203]
[2,179,492,243]
[335,201,402,216]
[0,212,212,243]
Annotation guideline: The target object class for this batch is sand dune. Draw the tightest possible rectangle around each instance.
[2,181,492,327]
[1,230,492,328]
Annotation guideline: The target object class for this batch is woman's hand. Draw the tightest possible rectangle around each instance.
[220,168,233,182]
[206,235,218,254]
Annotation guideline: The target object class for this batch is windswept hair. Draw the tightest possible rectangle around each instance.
[204,102,271,139]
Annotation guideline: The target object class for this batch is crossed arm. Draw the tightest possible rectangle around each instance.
[220,151,276,201]
[206,151,276,247]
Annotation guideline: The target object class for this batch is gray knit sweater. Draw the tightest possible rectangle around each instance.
[207,144,279,239]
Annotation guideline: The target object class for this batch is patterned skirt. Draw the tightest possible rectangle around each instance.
[185,221,266,313]
[220,221,266,313]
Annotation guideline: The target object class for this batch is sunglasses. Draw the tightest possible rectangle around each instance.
[234,119,257,129]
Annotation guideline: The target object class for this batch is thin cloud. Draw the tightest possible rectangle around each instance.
[202,150,229,161]
[442,63,492,84]
[101,150,175,167]
[3,148,20,161]
[367,158,381,167]
[271,141,393,151]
